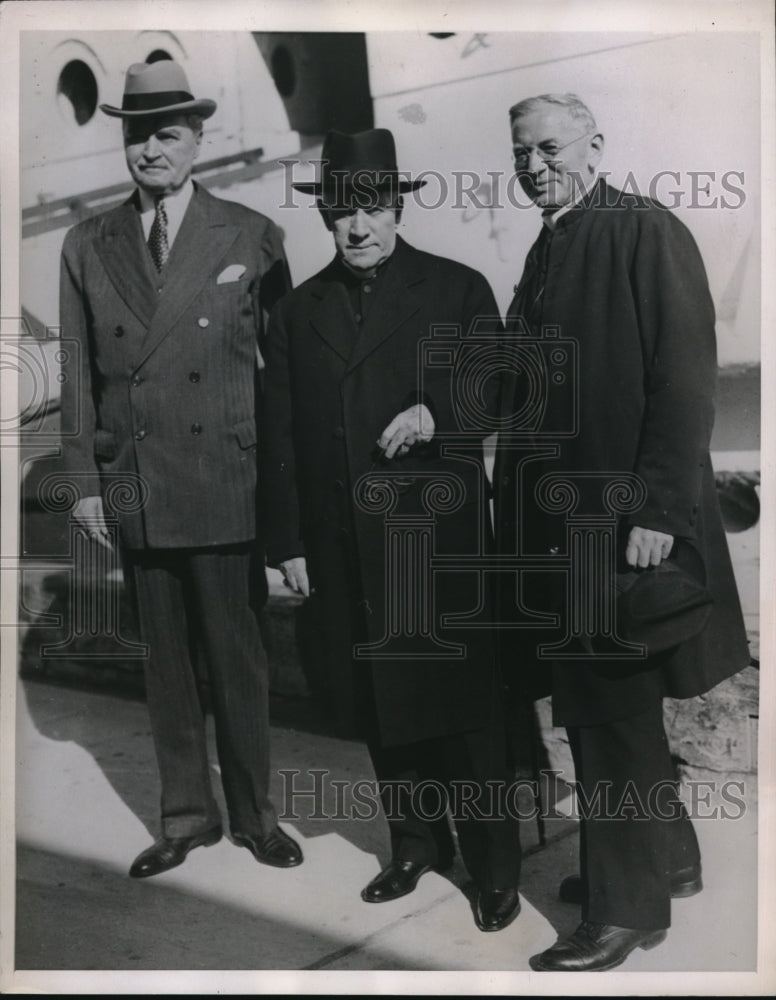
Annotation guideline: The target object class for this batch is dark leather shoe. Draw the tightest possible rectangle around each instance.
[475,887,521,932]
[129,826,222,878]
[361,858,451,903]
[529,921,667,972]
[559,862,703,905]
[233,828,303,868]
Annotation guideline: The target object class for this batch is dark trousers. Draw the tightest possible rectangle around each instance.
[567,701,701,930]
[125,544,277,840]
[367,723,522,892]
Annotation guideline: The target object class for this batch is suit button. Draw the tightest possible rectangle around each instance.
[131,375,142,387]
[363,283,372,294]
[333,427,345,439]
[502,475,510,486]
[189,371,200,383]
[115,325,125,338]
[198,317,209,328]
[191,423,202,435]
[334,479,344,490]
[549,546,560,555]
[135,429,146,441]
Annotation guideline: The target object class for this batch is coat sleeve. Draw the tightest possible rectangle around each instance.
[253,219,292,363]
[626,207,717,539]
[59,226,101,499]
[261,300,306,567]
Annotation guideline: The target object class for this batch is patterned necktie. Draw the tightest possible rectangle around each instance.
[148,197,169,272]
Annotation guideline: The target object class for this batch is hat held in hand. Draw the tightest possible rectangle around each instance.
[614,539,713,655]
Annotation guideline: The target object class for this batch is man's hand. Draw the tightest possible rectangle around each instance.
[626,526,674,568]
[377,404,435,459]
[279,556,311,597]
[72,495,113,550]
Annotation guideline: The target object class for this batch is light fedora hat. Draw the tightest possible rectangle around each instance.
[293,129,425,202]
[100,60,216,119]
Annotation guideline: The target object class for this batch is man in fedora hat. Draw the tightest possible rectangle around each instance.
[262,129,522,931]
[60,59,302,878]
[493,93,749,970]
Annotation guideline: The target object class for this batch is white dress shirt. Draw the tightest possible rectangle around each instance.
[137,178,194,248]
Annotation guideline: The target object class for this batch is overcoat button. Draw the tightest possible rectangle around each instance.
[135,429,146,441]
[191,423,202,435]
[334,479,344,490]
[189,371,200,383]
[333,427,345,439]
[502,475,510,486]
[115,325,125,338]
[131,375,141,387]
[549,546,560,555]
[198,317,209,328]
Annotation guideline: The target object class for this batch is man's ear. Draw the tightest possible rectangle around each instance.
[588,132,604,170]
[317,199,333,231]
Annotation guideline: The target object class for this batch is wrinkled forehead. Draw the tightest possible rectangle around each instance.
[511,106,579,144]
[123,113,195,144]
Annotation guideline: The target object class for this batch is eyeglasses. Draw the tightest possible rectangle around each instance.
[512,132,592,168]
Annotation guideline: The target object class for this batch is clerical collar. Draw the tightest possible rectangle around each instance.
[339,252,392,283]
[542,172,598,231]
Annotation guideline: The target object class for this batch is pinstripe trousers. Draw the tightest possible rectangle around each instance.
[124,543,277,840]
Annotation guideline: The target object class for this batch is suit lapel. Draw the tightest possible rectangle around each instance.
[94,197,158,330]
[346,237,425,372]
[135,185,240,368]
[308,263,359,363]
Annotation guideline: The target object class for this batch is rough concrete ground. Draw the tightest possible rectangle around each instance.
[12,677,758,982]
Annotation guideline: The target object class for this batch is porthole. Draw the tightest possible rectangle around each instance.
[56,60,98,126]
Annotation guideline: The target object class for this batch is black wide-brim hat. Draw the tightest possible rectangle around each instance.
[614,539,713,655]
[100,61,216,120]
[293,129,426,200]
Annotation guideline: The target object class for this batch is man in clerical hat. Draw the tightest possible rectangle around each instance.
[59,59,302,878]
[262,128,522,931]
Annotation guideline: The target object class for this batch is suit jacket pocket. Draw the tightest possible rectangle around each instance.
[94,428,117,462]
[233,416,257,449]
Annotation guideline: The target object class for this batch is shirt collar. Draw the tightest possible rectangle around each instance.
[542,171,598,231]
[137,178,194,216]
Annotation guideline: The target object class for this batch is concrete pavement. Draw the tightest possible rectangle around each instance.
[12,675,758,982]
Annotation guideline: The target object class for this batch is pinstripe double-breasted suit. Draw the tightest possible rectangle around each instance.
[60,182,291,841]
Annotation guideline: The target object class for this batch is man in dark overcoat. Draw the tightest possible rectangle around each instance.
[494,93,750,970]
[263,129,521,931]
[59,60,301,877]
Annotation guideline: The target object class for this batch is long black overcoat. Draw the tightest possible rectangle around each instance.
[263,237,503,746]
[493,180,750,727]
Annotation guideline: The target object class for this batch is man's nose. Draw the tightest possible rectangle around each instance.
[142,136,162,159]
[526,148,547,173]
[349,209,371,238]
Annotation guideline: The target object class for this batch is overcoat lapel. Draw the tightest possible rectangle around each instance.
[346,237,425,372]
[134,186,240,369]
[94,198,158,330]
[308,266,359,363]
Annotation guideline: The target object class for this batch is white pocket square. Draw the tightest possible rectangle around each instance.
[216,264,247,284]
